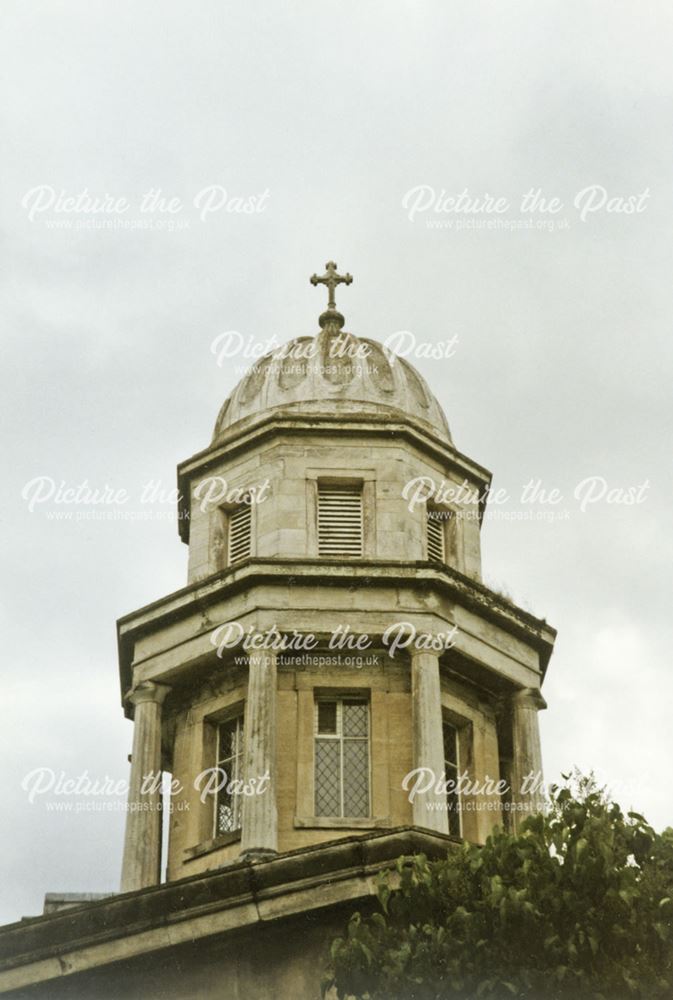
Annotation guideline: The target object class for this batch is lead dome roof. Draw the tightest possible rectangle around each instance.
[212,316,451,445]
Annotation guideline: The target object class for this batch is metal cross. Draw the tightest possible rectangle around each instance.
[310,261,353,311]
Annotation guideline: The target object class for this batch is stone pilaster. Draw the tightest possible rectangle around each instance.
[240,651,278,857]
[120,682,170,893]
[410,651,449,835]
[510,687,547,829]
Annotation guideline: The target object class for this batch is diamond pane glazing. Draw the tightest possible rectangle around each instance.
[343,739,369,816]
[315,739,340,816]
[343,701,368,737]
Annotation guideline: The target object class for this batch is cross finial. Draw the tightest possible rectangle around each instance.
[310,261,352,323]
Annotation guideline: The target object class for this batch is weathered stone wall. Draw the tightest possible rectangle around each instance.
[0,830,457,1000]
[2,912,343,1000]
[186,433,484,583]
[166,661,502,880]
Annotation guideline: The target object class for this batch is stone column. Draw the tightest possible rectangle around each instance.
[120,681,170,893]
[509,687,547,829]
[410,651,449,835]
[240,651,278,857]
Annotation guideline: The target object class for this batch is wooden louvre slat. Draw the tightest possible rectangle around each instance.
[426,511,445,563]
[228,504,252,564]
[318,484,363,557]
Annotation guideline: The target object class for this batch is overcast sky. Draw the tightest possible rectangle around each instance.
[2,1,672,925]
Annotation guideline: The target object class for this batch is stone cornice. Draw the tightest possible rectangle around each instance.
[176,411,493,542]
[117,559,556,705]
[0,828,455,994]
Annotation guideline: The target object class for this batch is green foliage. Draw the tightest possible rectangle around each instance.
[323,775,673,1000]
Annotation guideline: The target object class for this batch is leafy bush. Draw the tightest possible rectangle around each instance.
[324,776,673,999]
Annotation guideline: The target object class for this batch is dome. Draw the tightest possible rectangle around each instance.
[212,315,452,445]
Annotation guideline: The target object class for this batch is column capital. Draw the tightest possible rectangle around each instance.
[409,648,441,666]
[512,687,547,712]
[126,681,171,709]
[246,649,278,668]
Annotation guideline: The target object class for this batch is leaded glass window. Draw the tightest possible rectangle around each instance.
[215,714,244,835]
[315,697,370,818]
[443,719,461,837]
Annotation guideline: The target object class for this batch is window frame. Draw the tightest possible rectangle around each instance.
[305,469,376,559]
[442,717,462,837]
[215,496,254,569]
[426,502,461,568]
[213,711,245,838]
[314,695,371,819]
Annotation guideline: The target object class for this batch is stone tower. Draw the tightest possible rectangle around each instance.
[117,264,556,892]
[0,267,557,998]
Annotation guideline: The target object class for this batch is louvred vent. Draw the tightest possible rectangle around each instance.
[228,504,252,563]
[426,511,445,563]
[318,484,363,557]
